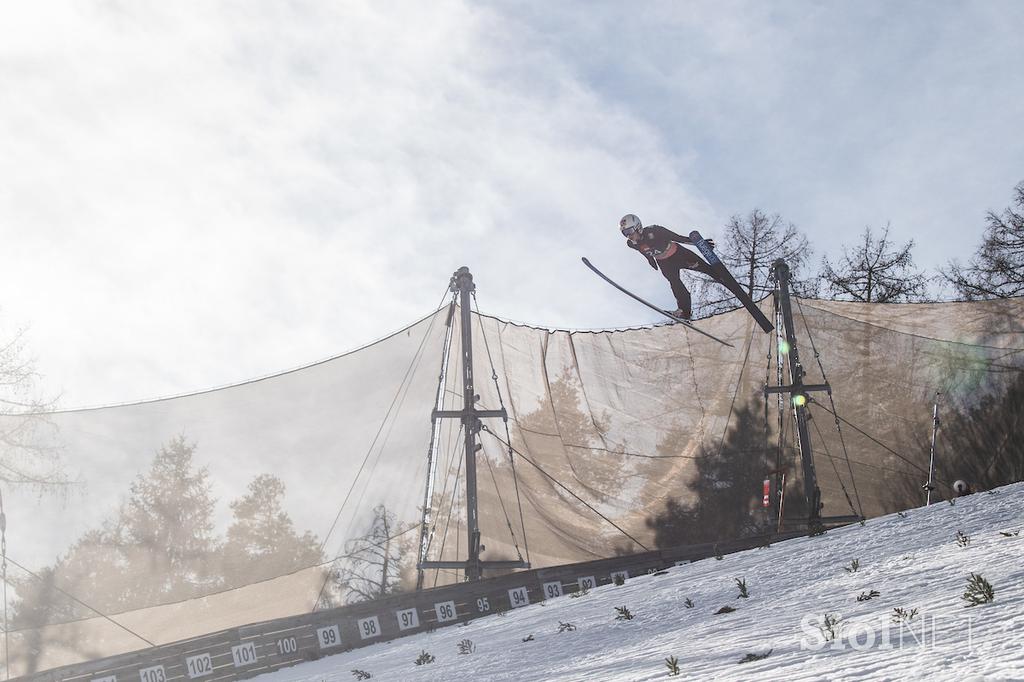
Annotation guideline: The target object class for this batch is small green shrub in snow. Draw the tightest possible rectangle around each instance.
[891,607,919,623]
[962,573,995,607]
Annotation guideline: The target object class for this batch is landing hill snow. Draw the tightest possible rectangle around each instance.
[257,483,1024,681]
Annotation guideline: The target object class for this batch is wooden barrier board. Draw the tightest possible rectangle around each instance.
[27,531,810,682]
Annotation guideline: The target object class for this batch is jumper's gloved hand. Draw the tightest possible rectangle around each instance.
[705,238,716,249]
[647,256,659,270]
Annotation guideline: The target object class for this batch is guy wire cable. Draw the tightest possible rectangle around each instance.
[311,287,451,611]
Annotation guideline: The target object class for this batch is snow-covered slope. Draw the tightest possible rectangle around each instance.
[257,484,1024,681]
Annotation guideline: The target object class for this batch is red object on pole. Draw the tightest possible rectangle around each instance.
[762,479,771,508]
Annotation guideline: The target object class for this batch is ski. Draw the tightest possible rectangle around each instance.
[689,230,774,334]
[581,257,734,348]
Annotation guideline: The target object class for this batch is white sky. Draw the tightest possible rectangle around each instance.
[2,0,1022,407]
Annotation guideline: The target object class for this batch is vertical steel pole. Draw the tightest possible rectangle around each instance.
[774,291,786,526]
[773,260,821,523]
[926,392,940,506]
[415,299,456,590]
[454,267,482,581]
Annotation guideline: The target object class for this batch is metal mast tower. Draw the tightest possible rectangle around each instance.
[418,267,530,583]
[766,260,827,526]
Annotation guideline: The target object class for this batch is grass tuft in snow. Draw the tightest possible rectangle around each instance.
[891,607,918,623]
[818,613,843,641]
[614,606,634,621]
[456,639,475,655]
[956,530,971,547]
[844,558,860,573]
[856,589,880,602]
[735,577,748,598]
[714,605,736,615]
[683,597,694,609]
[665,655,681,676]
[556,621,576,633]
[522,634,535,642]
[414,650,434,666]
[350,670,372,680]
[962,572,995,606]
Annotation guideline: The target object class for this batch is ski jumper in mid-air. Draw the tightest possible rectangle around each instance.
[619,213,749,321]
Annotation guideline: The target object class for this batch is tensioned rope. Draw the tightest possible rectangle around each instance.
[479,427,649,552]
[794,296,865,518]
[716,317,758,460]
[425,421,464,564]
[425,349,466,586]
[432,445,465,588]
[471,294,529,565]
[480,454,523,563]
[428,425,466,586]
[311,288,451,611]
[0,554,155,648]
[331,297,447,556]
[812,402,946,484]
[809,408,860,517]
[315,289,450,556]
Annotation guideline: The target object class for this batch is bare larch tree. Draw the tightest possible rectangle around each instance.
[694,209,812,316]
[820,224,926,302]
[942,181,1024,299]
[333,504,412,603]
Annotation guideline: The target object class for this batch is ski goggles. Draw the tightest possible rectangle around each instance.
[620,225,641,238]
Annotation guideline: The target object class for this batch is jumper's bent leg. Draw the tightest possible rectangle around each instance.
[658,262,692,318]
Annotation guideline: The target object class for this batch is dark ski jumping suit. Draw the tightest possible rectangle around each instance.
[627,225,744,319]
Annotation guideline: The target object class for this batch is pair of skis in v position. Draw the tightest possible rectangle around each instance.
[582,230,774,348]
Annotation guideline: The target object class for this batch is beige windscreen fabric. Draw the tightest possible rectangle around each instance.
[1,296,1022,675]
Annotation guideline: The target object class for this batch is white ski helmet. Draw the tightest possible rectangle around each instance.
[620,214,642,238]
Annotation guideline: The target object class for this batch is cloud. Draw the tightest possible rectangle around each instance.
[1,0,1022,405]
[0,0,709,405]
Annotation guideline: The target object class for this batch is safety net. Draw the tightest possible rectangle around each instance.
[1,293,1022,675]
